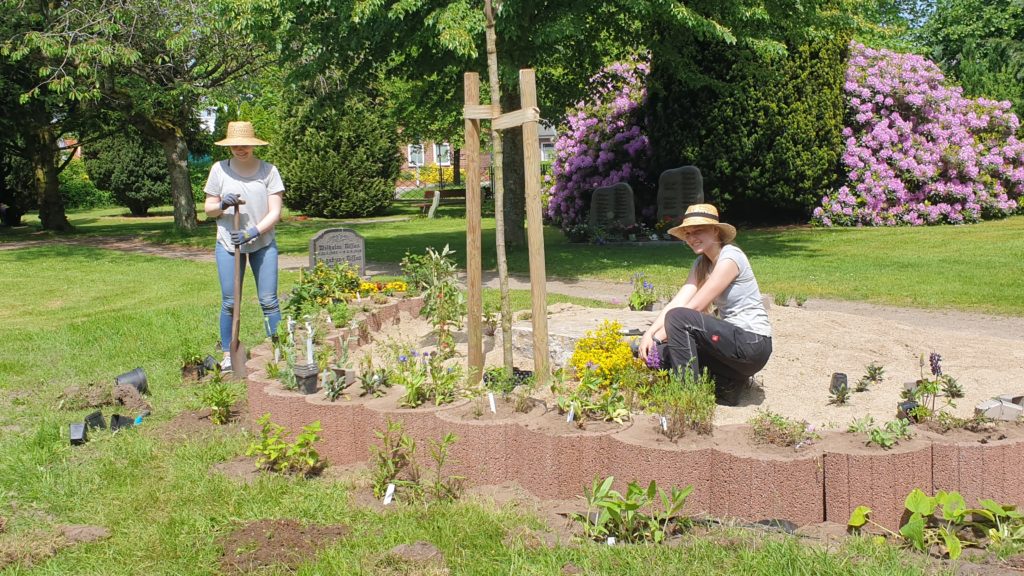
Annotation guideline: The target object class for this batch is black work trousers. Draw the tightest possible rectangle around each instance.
[662,307,772,405]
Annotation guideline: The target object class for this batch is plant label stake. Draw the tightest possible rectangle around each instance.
[274,346,280,364]
[229,201,248,379]
[607,537,615,546]
[566,404,575,423]
[305,322,314,366]
[488,392,496,413]
[661,416,668,432]
[287,316,294,336]
[383,483,396,505]
[264,316,270,338]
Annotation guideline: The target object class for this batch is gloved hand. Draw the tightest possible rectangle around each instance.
[220,193,241,210]
[230,226,260,245]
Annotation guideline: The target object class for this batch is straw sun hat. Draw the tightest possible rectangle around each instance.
[214,121,269,146]
[667,204,737,244]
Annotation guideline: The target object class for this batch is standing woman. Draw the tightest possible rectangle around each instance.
[637,204,772,405]
[203,121,285,371]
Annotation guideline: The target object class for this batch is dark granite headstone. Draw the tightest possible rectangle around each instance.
[588,182,635,228]
[657,166,704,222]
[309,228,366,275]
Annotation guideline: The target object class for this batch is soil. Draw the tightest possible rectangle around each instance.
[215,518,349,575]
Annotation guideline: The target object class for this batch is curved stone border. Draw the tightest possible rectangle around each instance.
[245,297,1024,530]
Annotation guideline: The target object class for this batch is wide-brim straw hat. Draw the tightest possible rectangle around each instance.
[214,121,269,146]
[667,204,737,244]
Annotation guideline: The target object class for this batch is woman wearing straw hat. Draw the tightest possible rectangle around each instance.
[203,121,285,371]
[637,204,772,405]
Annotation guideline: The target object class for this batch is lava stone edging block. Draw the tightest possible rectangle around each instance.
[932,437,1024,508]
[711,444,824,525]
[823,438,932,531]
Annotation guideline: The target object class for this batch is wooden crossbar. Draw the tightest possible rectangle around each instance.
[492,107,540,130]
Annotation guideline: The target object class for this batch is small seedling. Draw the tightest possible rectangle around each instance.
[829,384,850,405]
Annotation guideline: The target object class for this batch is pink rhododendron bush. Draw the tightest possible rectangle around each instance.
[814,42,1024,226]
[545,58,652,231]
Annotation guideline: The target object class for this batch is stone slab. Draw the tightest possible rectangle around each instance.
[511,307,659,369]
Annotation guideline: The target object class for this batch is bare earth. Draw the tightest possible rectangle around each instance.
[368,301,1024,429]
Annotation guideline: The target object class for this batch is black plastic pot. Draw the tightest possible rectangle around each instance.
[85,410,106,431]
[114,367,148,394]
[294,363,319,395]
[829,372,848,394]
[897,400,920,421]
[110,414,135,431]
[70,423,87,445]
[203,355,219,373]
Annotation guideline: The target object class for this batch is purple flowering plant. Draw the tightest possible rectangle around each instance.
[813,42,1024,227]
[628,272,657,311]
[546,57,652,231]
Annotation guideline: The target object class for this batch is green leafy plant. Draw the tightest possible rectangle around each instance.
[748,409,818,448]
[401,245,466,357]
[265,361,281,379]
[651,365,716,439]
[846,415,875,434]
[829,383,850,405]
[773,292,790,307]
[427,357,463,406]
[482,302,498,336]
[627,273,657,311]
[357,355,390,398]
[426,432,464,503]
[572,476,693,544]
[197,374,240,425]
[866,418,913,449]
[553,368,630,428]
[855,361,885,392]
[245,414,323,476]
[370,420,421,501]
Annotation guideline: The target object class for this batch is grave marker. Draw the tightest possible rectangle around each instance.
[309,228,366,275]
[588,182,635,229]
[657,166,704,222]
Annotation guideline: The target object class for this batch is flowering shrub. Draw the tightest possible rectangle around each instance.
[546,58,652,231]
[814,42,1024,226]
[569,320,643,386]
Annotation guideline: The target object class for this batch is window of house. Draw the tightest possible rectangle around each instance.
[434,143,451,166]
[408,144,425,167]
[541,142,555,162]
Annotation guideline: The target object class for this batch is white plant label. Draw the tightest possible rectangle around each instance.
[488,392,496,413]
[383,483,396,505]
[607,537,616,546]
[661,416,668,431]
[567,406,575,423]
[326,314,333,326]
[274,347,280,364]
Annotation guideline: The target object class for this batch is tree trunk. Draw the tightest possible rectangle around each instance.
[502,121,526,248]
[157,129,198,232]
[31,125,71,231]
[485,0,513,370]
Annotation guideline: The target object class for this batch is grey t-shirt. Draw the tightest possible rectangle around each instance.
[204,160,285,254]
[694,244,772,337]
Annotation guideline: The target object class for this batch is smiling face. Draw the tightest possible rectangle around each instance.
[230,145,255,162]
[679,224,722,255]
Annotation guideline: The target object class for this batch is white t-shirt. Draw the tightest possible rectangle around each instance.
[693,244,772,337]
[204,160,284,254]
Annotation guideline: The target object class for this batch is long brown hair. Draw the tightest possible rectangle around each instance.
[693,228,733,289]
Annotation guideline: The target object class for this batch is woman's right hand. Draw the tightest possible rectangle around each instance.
[637,331,656,361]
[220,193,241,210]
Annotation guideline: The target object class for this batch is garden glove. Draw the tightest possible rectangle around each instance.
[231,226,260,245]
[220,193,241,210]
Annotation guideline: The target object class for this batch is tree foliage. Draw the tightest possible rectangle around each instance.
[272,97,402,218]
[85,130,170,216]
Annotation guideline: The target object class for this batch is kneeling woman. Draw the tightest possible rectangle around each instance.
[637,204,772,405]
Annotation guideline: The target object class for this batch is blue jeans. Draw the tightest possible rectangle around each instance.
[216,240,281,351]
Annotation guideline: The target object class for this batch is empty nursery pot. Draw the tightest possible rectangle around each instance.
[110,414,135,431]
[84,410,106,431]
[69,423,87,445]
[293,363,319,395]
[203,355,219,373]
[897,400,920,422]
[829,372,848,394]
[114,367,148,394]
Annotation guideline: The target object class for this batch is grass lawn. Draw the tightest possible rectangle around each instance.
[0,244,947,574]
[4,203,1022,315]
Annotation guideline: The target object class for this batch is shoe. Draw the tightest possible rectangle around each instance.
[221,354,233,373]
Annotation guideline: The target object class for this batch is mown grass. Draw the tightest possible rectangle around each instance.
[4,203,1022,315]
[0,246,944,574]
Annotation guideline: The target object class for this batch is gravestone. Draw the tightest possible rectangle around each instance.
[309,228,366,275]
[588,182,636,229]
[657,166,704,222]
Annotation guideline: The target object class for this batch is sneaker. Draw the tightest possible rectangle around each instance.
[221,353,233,373]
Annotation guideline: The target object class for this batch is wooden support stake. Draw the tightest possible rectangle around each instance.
[464,73,484,382]
[518,69,549,385]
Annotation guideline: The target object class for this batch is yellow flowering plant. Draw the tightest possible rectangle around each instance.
[569,320,643,386]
